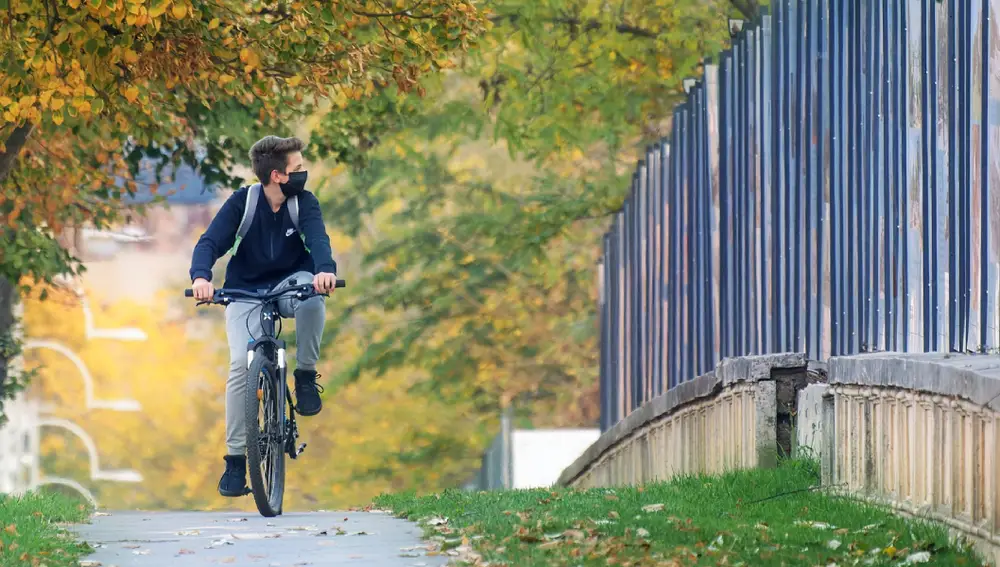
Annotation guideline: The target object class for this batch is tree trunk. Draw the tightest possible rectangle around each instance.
[0,123,34,186]
[0,277,16,404]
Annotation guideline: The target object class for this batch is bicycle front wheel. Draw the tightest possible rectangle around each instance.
[245,352,286,517]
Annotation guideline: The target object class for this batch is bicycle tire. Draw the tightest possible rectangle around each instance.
[245,351,286,517]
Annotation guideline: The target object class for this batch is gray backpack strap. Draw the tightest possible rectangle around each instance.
[287,195,300,232]
[237,184,261,240]
[230,184,261,255]
[286,195,310,252]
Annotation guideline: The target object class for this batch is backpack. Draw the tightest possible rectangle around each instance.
[229,183,310,255]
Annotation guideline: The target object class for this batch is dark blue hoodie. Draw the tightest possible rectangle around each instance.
[189,186,337,291]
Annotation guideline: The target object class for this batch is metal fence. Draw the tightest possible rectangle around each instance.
[598,0,1000,431]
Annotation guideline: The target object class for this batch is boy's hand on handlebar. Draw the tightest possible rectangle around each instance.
[313,272,337,294]
[192,278,215,301]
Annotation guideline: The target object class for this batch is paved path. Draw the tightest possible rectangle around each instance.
[71,510,448,567]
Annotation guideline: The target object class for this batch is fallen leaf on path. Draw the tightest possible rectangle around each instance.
[400,545,434,552]
[216,557,236,564]
[231,532,280,540]
[903,551,932,564]
[121,544,141,549]
[794,520,834,529]
[177,549,195,555]
[206,537,235,548]
[177,530,200,536]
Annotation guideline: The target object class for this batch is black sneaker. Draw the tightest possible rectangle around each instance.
[294,369,324,417]
[218,455,250,497]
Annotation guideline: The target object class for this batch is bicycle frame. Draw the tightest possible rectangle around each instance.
[243,291,302,460]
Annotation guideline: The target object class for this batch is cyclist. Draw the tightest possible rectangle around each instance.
[188,135,338,498]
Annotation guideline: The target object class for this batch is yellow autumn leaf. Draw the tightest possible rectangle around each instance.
[49,97,64,111]
[123,86,140,103]
[51,110,64,125]
[208,18,221,30]
[171,2,187,19]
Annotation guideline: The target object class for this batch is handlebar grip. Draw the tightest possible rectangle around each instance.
[184,289,194,297]
[336,279,346,288]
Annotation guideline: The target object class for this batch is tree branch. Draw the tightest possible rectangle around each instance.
[728,0,759,21]
[352,0,437,20]
[490,13,659,39]
[0,124,35,186]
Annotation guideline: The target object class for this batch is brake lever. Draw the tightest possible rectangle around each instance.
[195,300,210,307]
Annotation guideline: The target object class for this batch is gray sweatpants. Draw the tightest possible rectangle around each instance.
[223,271,325,455]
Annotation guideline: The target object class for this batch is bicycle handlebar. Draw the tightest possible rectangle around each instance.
[184,279,346,304]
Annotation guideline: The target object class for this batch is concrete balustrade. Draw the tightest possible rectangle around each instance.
[556,353,809,487]
[820,353,1000,563]
[557,351,1000,562]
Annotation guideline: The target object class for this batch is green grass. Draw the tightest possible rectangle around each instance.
[0,492,91,567]
[376,460,986,566]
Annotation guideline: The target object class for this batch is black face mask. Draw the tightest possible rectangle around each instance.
[279,170,308,198]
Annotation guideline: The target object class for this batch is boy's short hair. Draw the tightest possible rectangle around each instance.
[249,136,306,184]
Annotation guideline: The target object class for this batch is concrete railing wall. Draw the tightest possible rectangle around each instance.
[559,351,1000,563]
[815,353,1000,564]
[557,353,811,487]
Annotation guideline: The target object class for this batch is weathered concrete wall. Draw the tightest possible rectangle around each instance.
[556,353,808,488]
[557,351,1000,561]
[795,382,829,461]
[825,353,1000,564]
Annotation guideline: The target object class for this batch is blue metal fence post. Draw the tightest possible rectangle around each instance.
[593,0,998,430]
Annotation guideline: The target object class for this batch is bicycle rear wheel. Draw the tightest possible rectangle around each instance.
[245,352,286,517]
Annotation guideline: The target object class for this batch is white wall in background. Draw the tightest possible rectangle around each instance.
[511,429,600,489]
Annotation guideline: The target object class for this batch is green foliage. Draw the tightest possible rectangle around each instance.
[315,0,735,438]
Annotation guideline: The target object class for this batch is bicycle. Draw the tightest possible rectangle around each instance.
[184,278,346,517]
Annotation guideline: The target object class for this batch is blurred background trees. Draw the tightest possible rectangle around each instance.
[6,0,747,508]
